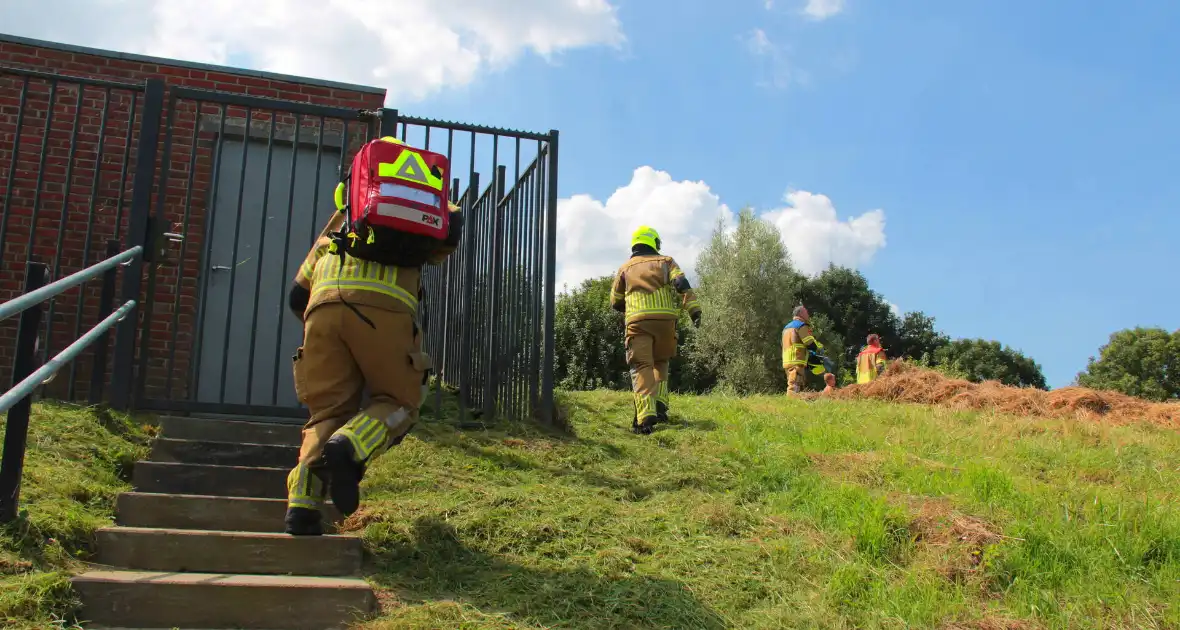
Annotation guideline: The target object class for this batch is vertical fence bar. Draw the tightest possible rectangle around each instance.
[44,85,87,369]
[245,111,278,405]
[458,170,480,424]
[540,130,560,423]
[272,113,302,406]
[0,76,30,265]
[68,86,113,401]
[88,240,121,405]
[0,262,50,523]
[165,99,203,400]
[188,102,229,402]
[113,90,139,231]
[484,162,506,420]
[111,78,164,412]
[217,107,254,403]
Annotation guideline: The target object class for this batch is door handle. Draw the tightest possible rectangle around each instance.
[211,265,231,272]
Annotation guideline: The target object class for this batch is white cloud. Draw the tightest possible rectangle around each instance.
[555,167,732,292]
[762,190,885,275]
[802,0,846,20]
[0,0,624,103]
[555,168,887,292]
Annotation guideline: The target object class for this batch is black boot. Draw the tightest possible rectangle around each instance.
[632,415,657,435]
[656,402,669,424]
[284,507,323,536]
[322,435,365,517]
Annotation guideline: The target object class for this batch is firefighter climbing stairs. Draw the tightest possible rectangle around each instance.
[71,416,376,629]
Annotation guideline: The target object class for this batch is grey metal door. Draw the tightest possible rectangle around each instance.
[195,136,342,409]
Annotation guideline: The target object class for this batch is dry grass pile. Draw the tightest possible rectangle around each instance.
[830,361,1180,428]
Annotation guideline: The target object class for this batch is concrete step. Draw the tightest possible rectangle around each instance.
[116,492,343,533]
[160,415,303,446]
[151,437,299,468]
[94,526,362,576]
[73,570,376,630]
[133,461,287,499]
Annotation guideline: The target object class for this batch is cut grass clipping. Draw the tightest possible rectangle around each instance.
[353,385,1179,629]
[0,402,151,629]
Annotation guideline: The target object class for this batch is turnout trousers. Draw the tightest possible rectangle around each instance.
[625,319,677,428]
[286,302,429,515]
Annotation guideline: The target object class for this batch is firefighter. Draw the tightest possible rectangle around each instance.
[782,304,823,395]
[283,158,463,536]
[856,333,888,384]
[609,225,701,434]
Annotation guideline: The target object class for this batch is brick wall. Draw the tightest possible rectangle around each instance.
[0,36,385,405]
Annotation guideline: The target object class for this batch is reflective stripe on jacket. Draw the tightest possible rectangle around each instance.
[782,318,818,367]
[609,254,701,324]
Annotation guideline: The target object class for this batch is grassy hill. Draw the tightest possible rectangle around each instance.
[0,403,152,629]
[352,384,1179,629]
[1,378,1177,629]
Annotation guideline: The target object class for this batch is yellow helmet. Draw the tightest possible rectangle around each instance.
[379,136,405,145]
[631,225,661,251]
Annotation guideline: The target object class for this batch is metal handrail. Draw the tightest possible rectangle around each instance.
[0,299,137,415]
[0,245,142,322]
[0,244,144,523]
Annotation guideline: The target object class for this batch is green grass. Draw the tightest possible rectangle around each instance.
[355,390,1180,629]
[0,391,1175,629]
[0,402,152,629]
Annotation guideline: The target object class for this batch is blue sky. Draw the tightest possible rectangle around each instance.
[410,0,1180,388]
[6,0,1177,389]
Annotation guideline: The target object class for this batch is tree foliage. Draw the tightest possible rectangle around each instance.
[930,338,1048,389]
[691,208,805,394]
[1076,327,1180,401]
[554,276,628,391]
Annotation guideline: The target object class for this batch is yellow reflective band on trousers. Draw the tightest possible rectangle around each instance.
[286,462,326,511]
[310,255,418,311]
[634,392,657,419]
[334,412,392,463]
[657,378,669,406]
[624,286,679,321]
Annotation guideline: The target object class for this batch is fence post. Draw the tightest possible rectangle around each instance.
[0,262,50,523]
[88,240,122,406]
[484,165,507,421]
[110,78,165,411]
[540,130,559,424]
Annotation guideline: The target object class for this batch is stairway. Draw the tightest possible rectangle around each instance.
[72,416,377,629]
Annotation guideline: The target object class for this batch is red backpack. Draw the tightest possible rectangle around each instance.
[332,136,452,267]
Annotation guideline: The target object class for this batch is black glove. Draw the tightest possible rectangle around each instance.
[691,311,702,328]
[287,282,310,320]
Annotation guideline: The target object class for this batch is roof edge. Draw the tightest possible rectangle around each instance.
[0,32,387,96]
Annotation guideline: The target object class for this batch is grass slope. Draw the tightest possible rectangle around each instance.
[0,402,151,629]
[353,390,1180,630]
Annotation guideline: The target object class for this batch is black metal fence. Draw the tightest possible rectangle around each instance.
[0,66,148,406]
[0,65,560,425]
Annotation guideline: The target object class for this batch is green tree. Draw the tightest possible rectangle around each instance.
[554,276,629,391]
[796,266,902,374]
[931,339,1048,389]
[692,208,806,394]
[1076,327,1180,401]
[894,311,951,364]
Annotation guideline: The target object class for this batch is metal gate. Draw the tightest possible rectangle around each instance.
[0,66,559,425]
